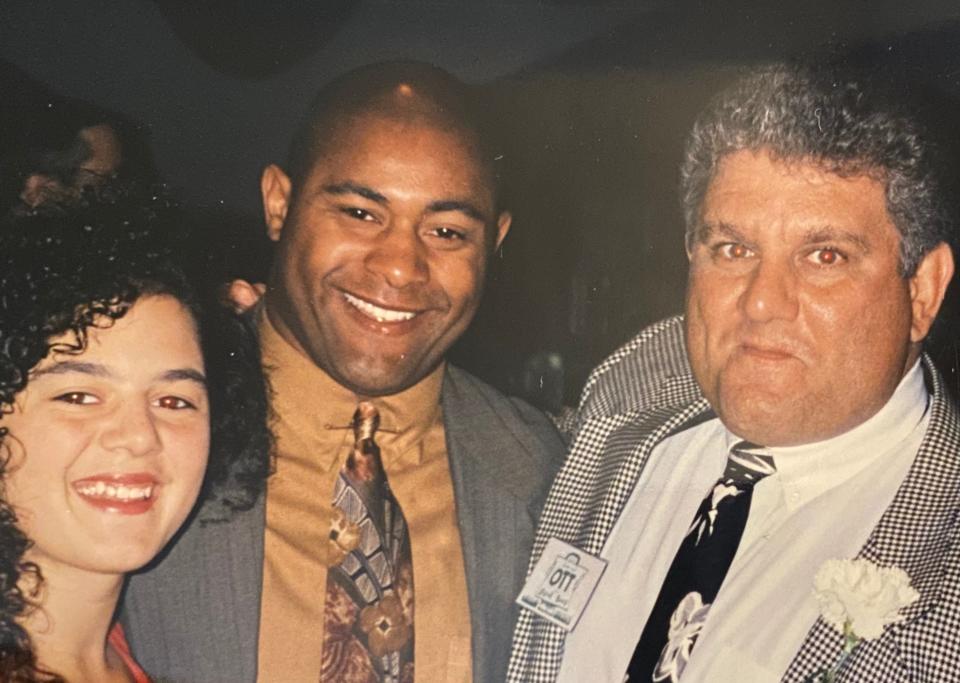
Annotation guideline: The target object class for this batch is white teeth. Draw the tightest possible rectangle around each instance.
[76,483,154,501]
[343,293,417,323]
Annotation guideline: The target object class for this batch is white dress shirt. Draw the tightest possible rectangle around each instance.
[558,361,929,683]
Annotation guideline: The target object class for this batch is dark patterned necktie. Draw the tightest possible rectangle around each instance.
[626,442,776,683]
[320,402,415,683]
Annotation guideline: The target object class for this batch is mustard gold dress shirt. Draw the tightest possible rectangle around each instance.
[256,312,473,682]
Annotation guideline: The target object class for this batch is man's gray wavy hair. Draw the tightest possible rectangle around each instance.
[680,64,951,276]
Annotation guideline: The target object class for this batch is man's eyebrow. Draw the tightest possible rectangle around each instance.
[31,360,111,379]
[426,199,488,223]
[694,221,752,245]
[321,182,489,223]
[161,368,208,387]
[802,227,871,252]
[695,223,871,253]
[321,182,388,205]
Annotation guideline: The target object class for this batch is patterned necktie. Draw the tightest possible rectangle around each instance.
[626,442,776,683]
[320,402,415,683]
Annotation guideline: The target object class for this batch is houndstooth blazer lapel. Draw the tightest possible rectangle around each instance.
[783,361,960,683]
[509,316,710,682]
[532,316,703,560]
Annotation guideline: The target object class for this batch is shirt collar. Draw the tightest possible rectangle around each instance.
[722,359,929,510]
[259,307,444,471]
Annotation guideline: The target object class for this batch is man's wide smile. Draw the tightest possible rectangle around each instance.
[343,291,419,323]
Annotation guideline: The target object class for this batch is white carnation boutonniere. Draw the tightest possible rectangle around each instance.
[804,558,919,682]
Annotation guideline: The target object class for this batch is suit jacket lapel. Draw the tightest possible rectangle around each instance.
[508,317,713,682]
[441,366,555,683]
[123,490,265,682]
[525,370,708,565]
[504,379,709,682]
[577,393,713,555]
[221,494,266,680]
[528,317,705,566]
[192,492,266,681]
[783,361,960,682]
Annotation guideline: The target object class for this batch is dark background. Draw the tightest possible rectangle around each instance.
[4,0,960,410]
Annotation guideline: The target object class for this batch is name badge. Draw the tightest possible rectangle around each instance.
[516,537,607,632]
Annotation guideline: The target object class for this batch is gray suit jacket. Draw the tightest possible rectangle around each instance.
[123,365,565,683]
[509,316,960,683]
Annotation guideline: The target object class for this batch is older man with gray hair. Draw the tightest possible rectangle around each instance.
[508,64,959,683]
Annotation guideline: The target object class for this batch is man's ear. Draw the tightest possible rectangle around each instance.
[261,164,293,242]
[909,241,955,343]
[493,211,512,251]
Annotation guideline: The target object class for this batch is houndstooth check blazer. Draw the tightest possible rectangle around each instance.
[508,315,960,683]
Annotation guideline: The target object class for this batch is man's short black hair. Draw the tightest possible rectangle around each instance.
[285,60,503,208]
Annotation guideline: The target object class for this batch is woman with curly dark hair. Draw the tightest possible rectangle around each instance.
[0,201,271,682]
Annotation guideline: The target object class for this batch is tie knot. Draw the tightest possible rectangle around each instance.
[723,441,776,487]
[353,401,380,443]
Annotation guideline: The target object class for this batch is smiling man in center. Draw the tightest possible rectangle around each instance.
[261,82,511,398]
[122,62,565,683]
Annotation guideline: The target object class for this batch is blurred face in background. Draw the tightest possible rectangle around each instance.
[74,123,123,190]
[19,123,123,210]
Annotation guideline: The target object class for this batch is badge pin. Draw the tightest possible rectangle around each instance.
[517,537,607,632]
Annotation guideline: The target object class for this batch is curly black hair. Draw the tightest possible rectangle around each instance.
[0,199,271,681]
